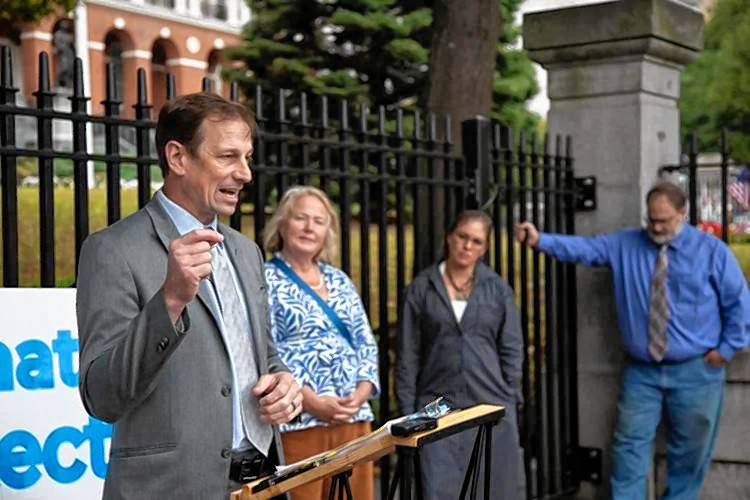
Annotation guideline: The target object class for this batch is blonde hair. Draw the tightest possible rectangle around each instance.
[263,185,340,263]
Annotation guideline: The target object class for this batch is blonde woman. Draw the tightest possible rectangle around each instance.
[263,186,379,500]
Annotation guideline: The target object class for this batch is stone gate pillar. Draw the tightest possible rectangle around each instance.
[523,1,703,498]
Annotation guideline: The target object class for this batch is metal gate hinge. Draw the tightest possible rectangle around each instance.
[574,446,603,483]
[575,176,597,211]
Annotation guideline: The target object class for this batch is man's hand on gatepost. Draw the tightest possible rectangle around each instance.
[515,222,540,247]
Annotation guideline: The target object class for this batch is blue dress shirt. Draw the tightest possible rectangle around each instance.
[156,190,253,450]
[538,224,750,362]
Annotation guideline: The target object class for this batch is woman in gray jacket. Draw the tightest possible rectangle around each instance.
[396,210,526,500]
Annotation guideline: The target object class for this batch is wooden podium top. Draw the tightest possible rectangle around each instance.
[230,404,505,500]
[390,403,504,448]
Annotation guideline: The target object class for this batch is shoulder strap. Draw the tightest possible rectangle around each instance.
[270,257,354,349]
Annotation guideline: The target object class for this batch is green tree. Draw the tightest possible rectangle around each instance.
[226,0,433,108]
[491,0,539,134]
[0,0,76,23]
[228,0,538,132]
[681,0,750,161]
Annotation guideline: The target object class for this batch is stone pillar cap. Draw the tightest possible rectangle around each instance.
[524,0,704,67]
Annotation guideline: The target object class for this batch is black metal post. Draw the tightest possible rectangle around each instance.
[376,105,392,500]
[277,89,289,195]
[229,81,242,231]
[503,127,515,291]
[134,68,152,209]
[297,92,311,187]
[1,45,19,286]
[338,98,351,275]
[542,133,560,492]
[395,109,407,298]
[34,52,56,287]
[426,113,438,264]
[319,95,331,195]
[102,62,121,225]
[443,115,456,230]
[460,117,491,209]
[252,85,267,249]
[517,130,532,499]
[358,102,371,315]
[530,133,546,497]
[563,136,579,490]
[720,130,729,243]
[490,124,503,276]
[411,110,424,273]
[70,58,90,275]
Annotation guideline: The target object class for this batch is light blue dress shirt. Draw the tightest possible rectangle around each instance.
[156,190,254,450]
[538,224,750,362]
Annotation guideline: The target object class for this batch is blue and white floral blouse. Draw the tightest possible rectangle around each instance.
[265,254,380,432]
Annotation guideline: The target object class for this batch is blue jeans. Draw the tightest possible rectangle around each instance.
[611,356,725,500]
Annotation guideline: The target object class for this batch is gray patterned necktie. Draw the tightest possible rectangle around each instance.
[647,244,670,362]
[211,243,273,453]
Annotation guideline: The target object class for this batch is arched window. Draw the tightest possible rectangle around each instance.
[104,32,124,100]
[151,38,178,112]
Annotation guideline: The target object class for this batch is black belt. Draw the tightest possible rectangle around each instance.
[228,448,273,483]
[626,354,700,366]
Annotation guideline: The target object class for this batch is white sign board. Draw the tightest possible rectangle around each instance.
[0,289,109,499]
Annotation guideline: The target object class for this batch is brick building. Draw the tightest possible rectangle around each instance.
[0,0,250,116]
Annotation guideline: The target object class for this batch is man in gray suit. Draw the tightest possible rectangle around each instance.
[77,92,302,499]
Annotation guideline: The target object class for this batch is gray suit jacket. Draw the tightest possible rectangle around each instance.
[77,197,287,499]
[395,262,524,414]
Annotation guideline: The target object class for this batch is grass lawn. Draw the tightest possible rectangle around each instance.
[3,185,748,347]
[730,243,750,281]
[13,186,750,415]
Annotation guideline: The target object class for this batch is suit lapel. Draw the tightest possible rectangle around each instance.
[145,198,223,331]
[220,225,264,370]
[428,265,465,332]
[428,265,453,312]
[458,262,491,331]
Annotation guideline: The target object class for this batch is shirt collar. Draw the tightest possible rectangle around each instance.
[641,222,690,250]
[668,223,690,249]
[155,189,218,235]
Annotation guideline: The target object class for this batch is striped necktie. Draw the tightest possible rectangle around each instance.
[211,243,273,453]
[647,244,670,362]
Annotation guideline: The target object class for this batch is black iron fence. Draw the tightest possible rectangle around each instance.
[0,46,582,499]
[661,130,748,245]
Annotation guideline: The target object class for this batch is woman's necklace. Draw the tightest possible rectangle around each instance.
[288,257,326,291]
[300,266,324,291]
[445,266,474,301]
[309,272,325,290]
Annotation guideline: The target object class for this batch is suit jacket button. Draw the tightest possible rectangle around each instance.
[221,448,231,459]
[157,337,170,351]
[221,385,231,397]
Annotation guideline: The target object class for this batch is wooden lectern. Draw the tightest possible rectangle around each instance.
[230,404,505,500]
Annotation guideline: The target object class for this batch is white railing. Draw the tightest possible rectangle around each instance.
[87,0,250,32]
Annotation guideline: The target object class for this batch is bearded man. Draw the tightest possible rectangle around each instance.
[515,181,749,500]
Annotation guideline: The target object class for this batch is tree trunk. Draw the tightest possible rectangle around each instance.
[418,0,500,264]
[427,0,501,145]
